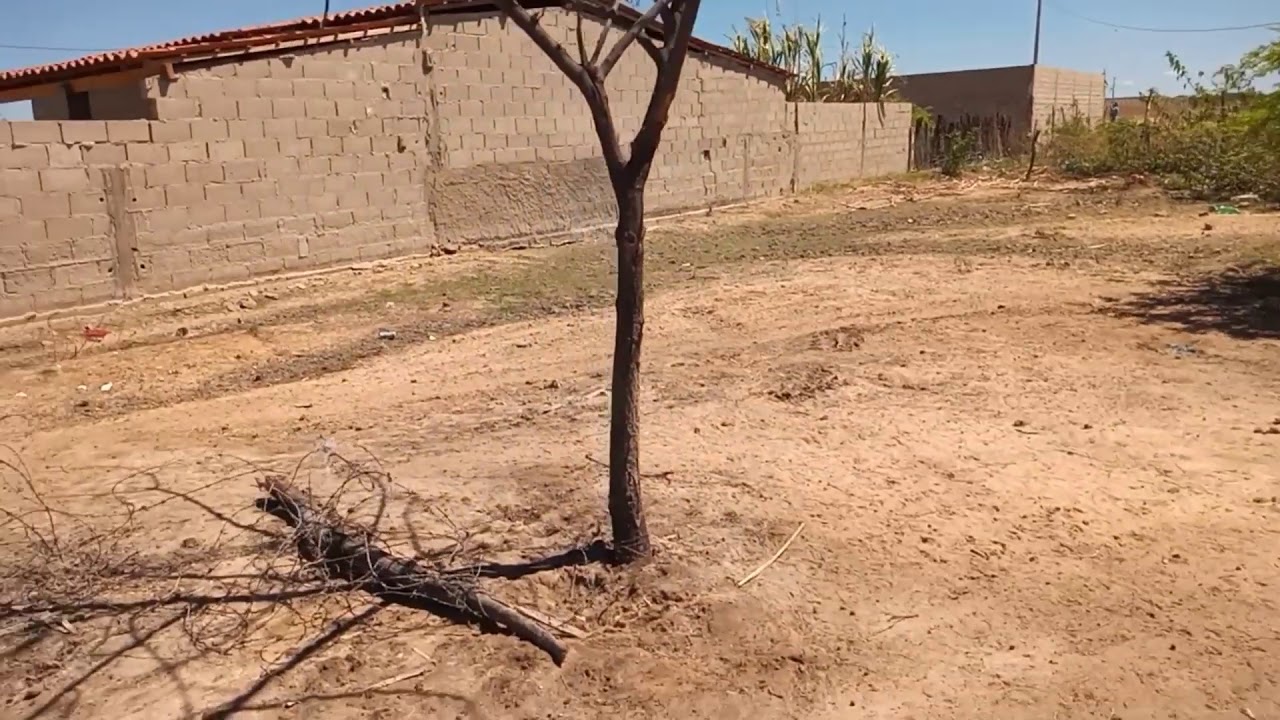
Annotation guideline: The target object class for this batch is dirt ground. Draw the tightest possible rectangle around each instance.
[1,174,1278,720]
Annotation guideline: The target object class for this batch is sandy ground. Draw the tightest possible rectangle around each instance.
[1,175,1278,720]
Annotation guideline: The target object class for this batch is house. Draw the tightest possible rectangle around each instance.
[0,1,913,319]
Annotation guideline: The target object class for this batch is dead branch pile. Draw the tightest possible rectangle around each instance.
[254,475,568,665]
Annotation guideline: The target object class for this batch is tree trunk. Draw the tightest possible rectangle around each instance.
[608,180,651,563]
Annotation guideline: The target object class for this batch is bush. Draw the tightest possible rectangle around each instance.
[939,129,977,178]
[1046,35,1279,202]
[1047,117,1280,201]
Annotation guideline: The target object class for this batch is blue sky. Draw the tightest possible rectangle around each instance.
[1,0,1276,119]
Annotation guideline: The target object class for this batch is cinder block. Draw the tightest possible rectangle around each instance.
[277,138,313,157]
[149,121,193,143]
[20,193,71,220]
[255,78,294,98]
[144,163,185,188]
[304,100,339,118]
[43,215,97,244]
[197,97,239,119]
[53,260,109,288]
[262,157,299,177]
[237,98,273,120]
[47,144,84,168]
[150,98,200,119]
[2,267,56,294]
[10,121,62,144]
[208,141,246,162]
[204,183,243,204]
[185,162,224,184]
[294,118,326,138]
[69,190,108,215]
[234,59,270,80]
[125,143,170,164]
[190,120,230,141]
[72,235,114,260]
[261,119,296,138]
[223,160,262,182]
[80,143,127,165]
[0,168,37,196]
[242,139,279,159]
[167,141,209,162]
[164,183,205,206]
[0,145,48,169]
[61,121,109,144]
[39,167,91,192]
[223,200,260,222]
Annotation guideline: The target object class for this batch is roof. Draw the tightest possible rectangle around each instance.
[0,1,787,96]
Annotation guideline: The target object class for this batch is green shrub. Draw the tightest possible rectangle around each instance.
[1047,116,1279,201]
[939,129,977,178]
[1046,35,1279,202]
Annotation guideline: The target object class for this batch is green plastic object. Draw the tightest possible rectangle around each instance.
[1211,204,1240,215]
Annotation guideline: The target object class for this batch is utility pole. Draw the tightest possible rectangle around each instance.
[1032,0,1043,65]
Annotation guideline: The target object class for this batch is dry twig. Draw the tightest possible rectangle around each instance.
[255,475,569,665]
[736,522,806,587]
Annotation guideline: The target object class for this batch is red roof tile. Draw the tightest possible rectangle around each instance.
[0,1,785,93]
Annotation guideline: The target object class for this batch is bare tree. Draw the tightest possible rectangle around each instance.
[492,0,703,562]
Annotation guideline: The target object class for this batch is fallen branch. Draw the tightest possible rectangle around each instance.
[254,475,568,666]
[736,522,805,587]
[513,603,589,639]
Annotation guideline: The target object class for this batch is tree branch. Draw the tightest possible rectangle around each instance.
[589,0,622,66]
[599,0,673,78]
[494,0,627,172]
[627,0,703,171]
[636,35,662,67]
[493,0,589,89]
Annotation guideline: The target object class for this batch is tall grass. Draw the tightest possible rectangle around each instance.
[728,15,897,105]
[729,14,901,174]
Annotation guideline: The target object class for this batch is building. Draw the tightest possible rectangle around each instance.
[897,64,1106,136]
[0,1,914,320]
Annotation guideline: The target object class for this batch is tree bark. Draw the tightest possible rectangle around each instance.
[607,179,650,563]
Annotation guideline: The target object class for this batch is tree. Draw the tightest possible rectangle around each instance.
[492,0,703,562]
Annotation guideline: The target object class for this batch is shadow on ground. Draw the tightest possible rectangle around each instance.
[1110,264,1280,339]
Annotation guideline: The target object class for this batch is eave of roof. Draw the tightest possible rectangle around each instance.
[0,1,787,98]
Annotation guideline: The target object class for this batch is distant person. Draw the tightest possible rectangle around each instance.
[1109,101,1120,122]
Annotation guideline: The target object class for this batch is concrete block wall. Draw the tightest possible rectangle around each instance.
[1,10,913,320]
[897,65,1034,129]
[1032,66,1105,129]
[792,103,913,187]
[0,121,120,318]
[898,64,1105,135]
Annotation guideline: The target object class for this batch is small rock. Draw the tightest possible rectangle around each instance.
[440,244,460,255]
[262,291,279,301]
[1012,419,1027,428]
[377,328,397,340]
[180,537,200,549]
[238,296,257,310]
[99,382,113,392]
[175,327,189,338]
[14,392,27,399]
[1153,210,1169,218]
[76,385,88,392]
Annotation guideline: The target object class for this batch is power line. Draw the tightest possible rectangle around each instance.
[1047,3,1279,33]
[0,43,112,52]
